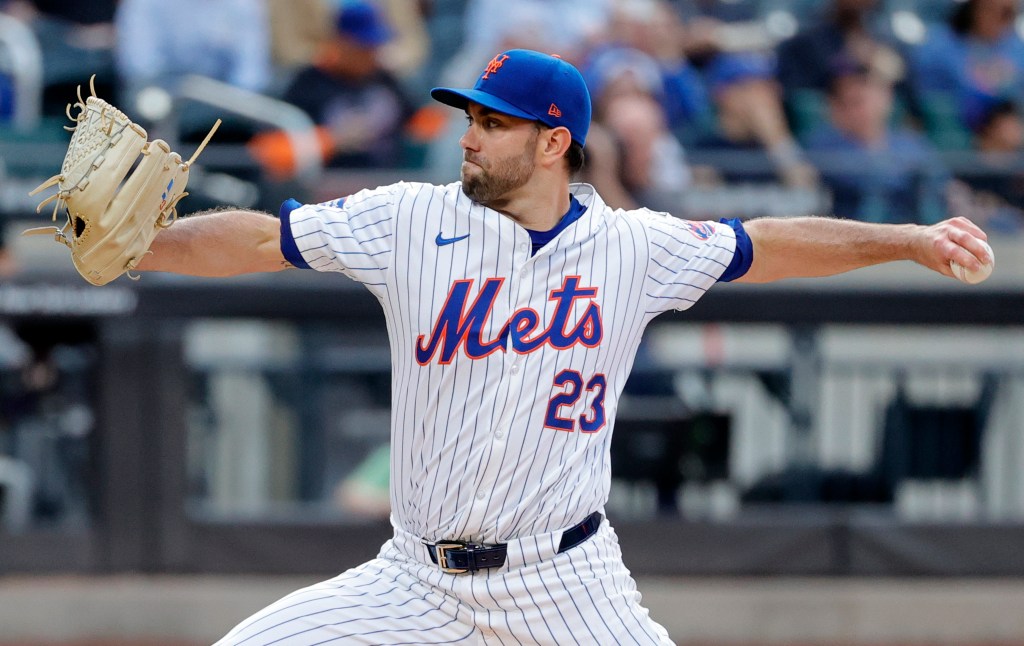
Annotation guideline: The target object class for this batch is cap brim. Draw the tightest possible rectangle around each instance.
[430,87,537,122]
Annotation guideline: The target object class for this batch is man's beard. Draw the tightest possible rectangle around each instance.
[461,139,536,204]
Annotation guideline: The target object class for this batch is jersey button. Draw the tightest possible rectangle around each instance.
[519,243,528,252]
[476,491,486,500]
[494,430,504,439]
[510,364,520,375]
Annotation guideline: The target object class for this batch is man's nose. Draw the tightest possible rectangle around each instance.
[460,125,479,151]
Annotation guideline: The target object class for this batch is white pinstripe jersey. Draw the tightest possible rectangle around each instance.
[282,182,738,544]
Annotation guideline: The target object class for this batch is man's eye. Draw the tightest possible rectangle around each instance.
[464,116,500,128]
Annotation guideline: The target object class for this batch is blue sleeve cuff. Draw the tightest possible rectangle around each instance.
[279,198,312,270]
[718,217,753,282]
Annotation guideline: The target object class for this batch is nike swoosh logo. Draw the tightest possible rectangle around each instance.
[435,232,470,246]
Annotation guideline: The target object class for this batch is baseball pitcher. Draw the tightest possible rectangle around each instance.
[30,50,994,645]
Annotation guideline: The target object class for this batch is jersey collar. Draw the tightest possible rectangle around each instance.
[457,181,609,251]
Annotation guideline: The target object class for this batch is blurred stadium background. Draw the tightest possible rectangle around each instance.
[4,0,1024,644]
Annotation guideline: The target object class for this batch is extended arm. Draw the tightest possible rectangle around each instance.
[736,216,991,283]
[134,209,288,276]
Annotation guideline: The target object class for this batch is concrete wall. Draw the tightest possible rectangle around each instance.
[2,575,1024,645]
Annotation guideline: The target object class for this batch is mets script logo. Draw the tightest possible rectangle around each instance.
[416,276,602,365]
[682,220,715,240]
[482,54,510,80]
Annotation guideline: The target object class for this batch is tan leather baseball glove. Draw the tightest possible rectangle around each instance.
[25,77,220,286]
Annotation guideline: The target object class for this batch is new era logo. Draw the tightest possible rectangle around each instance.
[548,104,562,118]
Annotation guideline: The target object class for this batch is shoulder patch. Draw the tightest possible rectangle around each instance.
[681,220,715,240]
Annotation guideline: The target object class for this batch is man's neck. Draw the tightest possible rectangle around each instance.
[482,180,572,232]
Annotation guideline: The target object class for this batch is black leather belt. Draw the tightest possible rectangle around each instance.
[425,511,602,574]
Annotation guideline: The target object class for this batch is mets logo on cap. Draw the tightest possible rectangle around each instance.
[482,54,509,80]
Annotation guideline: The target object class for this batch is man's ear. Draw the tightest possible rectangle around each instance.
[539,126,573,166]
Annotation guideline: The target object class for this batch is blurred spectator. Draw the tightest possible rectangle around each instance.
[255,0,415,173]
[909,0,1024,135]
[114,0,271,113]
[776,0,911,139]
[581,45,701,213]
[578,122,639,211]
[671,0,819,187]
[459,0,612,65]
[2,0,117,114]
[599,92,695,214]
[376,0,430,86]
[949,99,1024,234]
[673,0,780,60]
[598,0,714,140]
[977,100,1024,151]
[778,0,905,93]
[266,0,335,75]
[805,61,949,224]
[267,0,428,92]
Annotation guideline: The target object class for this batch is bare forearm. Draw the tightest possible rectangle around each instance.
[740,217,916,282]
[738,216,991,283]
[136,209,288,276]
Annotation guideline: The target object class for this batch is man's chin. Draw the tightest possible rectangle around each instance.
[462,178,494,203]
[461,169,482,196]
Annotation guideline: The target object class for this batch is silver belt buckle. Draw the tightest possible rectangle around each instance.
[434,542,469,574]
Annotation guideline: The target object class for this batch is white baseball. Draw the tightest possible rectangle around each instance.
[949,240,994,284]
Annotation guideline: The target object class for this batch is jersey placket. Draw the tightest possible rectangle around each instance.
[461,226,537,535]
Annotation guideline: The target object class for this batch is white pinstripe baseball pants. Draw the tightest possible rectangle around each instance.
[214,518,673,645]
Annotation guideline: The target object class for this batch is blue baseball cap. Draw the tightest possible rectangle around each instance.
[431,49,592,147]
[337,1,392,48]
